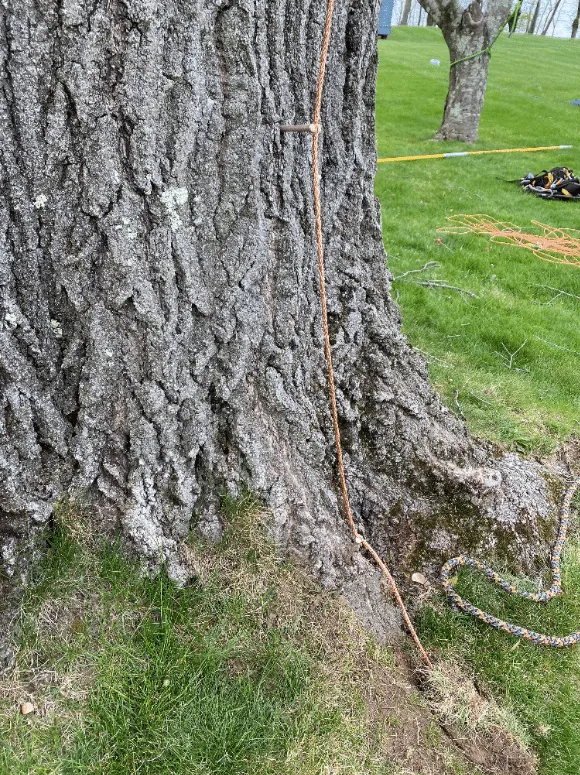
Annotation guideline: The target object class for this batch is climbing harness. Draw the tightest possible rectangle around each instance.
[519,166,580,200]
[286,0,432,666]
[377,145,572,164]
[441,474,580,647]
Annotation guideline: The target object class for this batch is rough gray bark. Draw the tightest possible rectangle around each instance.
[0,0,558,659]
[418,0,513,141]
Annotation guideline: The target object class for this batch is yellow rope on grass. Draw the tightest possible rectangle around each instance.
[377,145,572,164]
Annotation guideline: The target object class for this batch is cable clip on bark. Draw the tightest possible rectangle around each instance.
[280,123,322,135]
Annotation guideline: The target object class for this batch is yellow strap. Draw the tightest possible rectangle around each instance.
[377,145,572,163]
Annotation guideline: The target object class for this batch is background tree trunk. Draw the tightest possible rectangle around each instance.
[0,0,556,656]
[436,49,490,141]
[400,0,414,25]
[541,0,564,33]
[528,0,541,33]
[573,0,580,36]
[418,0,513,142]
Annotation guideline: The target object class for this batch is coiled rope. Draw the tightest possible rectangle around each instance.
[441,475,580,647]
[439,214,580,266]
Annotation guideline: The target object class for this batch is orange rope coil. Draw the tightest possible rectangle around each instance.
[439,214,580,266]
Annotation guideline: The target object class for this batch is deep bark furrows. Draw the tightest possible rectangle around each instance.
[1,0,555,646]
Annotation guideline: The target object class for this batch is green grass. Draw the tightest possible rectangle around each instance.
[376,27,580,775]
[7,500,483,775]
[376,27,580,452]
[0,506,384,775]
[416,539,580,775]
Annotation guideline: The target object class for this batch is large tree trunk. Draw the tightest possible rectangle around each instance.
[419,0,512,142]
[0,0,556,657]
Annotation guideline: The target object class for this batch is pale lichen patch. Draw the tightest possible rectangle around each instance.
[0,536,18,577]
[50,319,63,339]
[4,312,18,329]
[160,187,189,231]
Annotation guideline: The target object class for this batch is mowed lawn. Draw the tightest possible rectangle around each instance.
[376,28,580,452]
[375,28,580,775]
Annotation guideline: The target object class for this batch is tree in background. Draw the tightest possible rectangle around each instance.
[540,0,564,32]
[527,0,542,33]
[417,0,514,141]
[0,0,554,661]
[571,0,580,34]
[400,0,414,24]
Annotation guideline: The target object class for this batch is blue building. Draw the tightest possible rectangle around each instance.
[378,0,394,37]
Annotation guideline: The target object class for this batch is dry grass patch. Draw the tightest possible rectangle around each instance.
[0,495,539,775]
